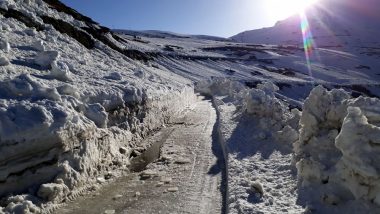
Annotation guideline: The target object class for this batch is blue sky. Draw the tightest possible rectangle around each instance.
[61,0,289,37]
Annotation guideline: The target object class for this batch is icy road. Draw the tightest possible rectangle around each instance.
[57,95,225,214]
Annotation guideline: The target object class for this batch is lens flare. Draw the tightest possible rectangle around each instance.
[300,11,315,80]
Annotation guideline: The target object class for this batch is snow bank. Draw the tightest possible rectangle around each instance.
[336,107,380,201]
[197,78,300,142]
[197,78,303,213]
[0,0,196,212]
[0,76,195,212]
[199,79,380,213]
[295,86,380,212]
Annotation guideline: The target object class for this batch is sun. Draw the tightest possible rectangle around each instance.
[264,0,318,21]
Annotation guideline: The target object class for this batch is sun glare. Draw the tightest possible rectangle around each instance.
[265,0,318,21]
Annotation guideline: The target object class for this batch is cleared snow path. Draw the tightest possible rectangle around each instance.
[56,95,225,214]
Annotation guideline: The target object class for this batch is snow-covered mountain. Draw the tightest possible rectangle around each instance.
[231,0,380,48]
[114,29,230,42]
[111,26,380,105]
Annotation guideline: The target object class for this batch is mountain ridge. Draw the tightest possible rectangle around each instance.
[231,0,380,48]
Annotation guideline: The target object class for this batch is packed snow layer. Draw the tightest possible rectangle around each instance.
[295,86,380,213]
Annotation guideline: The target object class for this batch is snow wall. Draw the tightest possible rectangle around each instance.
[0,77,195,212]
[295,86,380,212]
[198,78,380,212]
[0,0,197,212]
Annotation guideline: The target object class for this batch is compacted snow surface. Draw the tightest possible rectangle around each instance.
[0,0,380,213]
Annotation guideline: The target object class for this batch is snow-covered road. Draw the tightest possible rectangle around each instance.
[56,95,225,214]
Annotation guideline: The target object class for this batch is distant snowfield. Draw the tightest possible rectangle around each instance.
[0,0,380,213]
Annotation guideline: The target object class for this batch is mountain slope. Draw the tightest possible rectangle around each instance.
[114,26,380,101]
